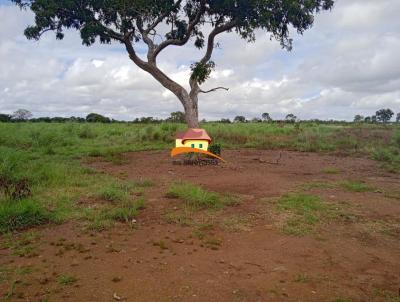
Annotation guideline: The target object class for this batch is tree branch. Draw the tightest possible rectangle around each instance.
[188,20,238,97]
[123,38,189,106]
[145,0,183,33]
[152,0,206,59]
[136,17,156,62]
[199,19,238,64]
[199,87,229,94]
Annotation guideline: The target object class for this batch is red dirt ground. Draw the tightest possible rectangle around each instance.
[1,150,400,302]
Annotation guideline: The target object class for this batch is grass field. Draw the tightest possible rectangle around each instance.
[0,121,399,301]
[0,122,399,233]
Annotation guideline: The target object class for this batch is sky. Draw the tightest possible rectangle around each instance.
[0,0,399,121]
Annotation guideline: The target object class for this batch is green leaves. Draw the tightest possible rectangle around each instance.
[13,0,334,49]
[190,61,215,85]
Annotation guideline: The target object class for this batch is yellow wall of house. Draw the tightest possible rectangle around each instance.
[175,139,184,148]
[183,140,209,151]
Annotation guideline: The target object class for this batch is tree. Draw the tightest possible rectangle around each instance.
[285,113,297,123]
[12,109,32,121]
[375,109,394,123]
[371,115,377,123]
[167,111,186,123]
[353,115,364,123]
[12,0,334,128]
[364,116,371,123]
[0,114,11,122]
[86,113,111,123]
[251,117,262,123]
[219,118,231,124]
[396,113,400,123]
[234,116,246,123]
[261,112,272,122]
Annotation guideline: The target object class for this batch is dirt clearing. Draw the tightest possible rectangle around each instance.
[1,150,399,301]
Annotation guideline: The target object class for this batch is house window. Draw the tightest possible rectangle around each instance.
[191,144,195,148]
[199,144,203,149]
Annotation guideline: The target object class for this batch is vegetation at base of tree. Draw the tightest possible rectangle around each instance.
[208,143,222,156]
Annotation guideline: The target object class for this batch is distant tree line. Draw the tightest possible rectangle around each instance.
[354,109,399,124]
[0,108,399,124]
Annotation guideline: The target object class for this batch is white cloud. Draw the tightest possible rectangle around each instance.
[0,1,400,121]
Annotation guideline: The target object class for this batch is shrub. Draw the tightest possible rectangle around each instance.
[79,126,97,139]
[208,143,222,156]
[0,199,51,233]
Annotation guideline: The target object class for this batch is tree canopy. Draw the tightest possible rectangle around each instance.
[376,109,394,123]
[12,109,32,121]
[12,0,334,127]
[86,113,111,123]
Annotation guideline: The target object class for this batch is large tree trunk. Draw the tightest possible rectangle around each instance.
[182,94,199,128]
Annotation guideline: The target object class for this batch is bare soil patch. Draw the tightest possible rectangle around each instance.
[1,150,399,301]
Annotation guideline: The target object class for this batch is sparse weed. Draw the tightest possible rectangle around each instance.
[277,193,336,236]
[332,298,353,302]
[83,197,145,231]
[340,181,374,192]
[1,231,40,257]
[322,167,341,174]
[294,273,310,283]
[58,274,77,285]
[372,288,400,302]
[221,215,251,232]
[301,181,337,190]
[166,182,237,209]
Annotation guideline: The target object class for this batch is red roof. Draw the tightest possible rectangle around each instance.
[175,131,186,139]
[176,128,211,143]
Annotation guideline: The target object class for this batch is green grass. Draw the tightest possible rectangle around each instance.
[0,199,51,233]
[340,181,374,192]
[166,182,236,209]
[58,274,77,285]
[83,197,145,231]
[277,193,335,236]
[0,122,398,234]
[322,167,341,174]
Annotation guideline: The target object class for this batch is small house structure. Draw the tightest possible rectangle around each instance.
[175,128,211,151]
